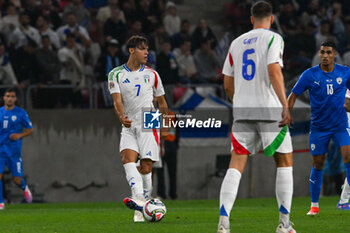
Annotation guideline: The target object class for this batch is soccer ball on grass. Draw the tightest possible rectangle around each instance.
[142,198,166,222]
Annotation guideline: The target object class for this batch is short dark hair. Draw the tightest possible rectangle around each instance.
[4,87,17,96]
[126,35,148,50]
[321,41,337,51]
[251,1,272,19]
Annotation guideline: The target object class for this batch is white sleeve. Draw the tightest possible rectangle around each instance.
[108,69,120,94]
[58,49,68,62]
[346,89,350,98]
[222,43,235,77]
[267,33,284,68]
[152,71,165,97]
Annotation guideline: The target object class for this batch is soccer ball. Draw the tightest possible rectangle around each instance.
[142,198,166,222]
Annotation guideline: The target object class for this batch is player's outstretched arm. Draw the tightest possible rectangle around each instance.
[111,93,132,128]
[224,75,234,102]
[268,63,291,127]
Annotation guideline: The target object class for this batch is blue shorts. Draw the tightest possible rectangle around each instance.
[0,157,23,177]
[309,130,350,155]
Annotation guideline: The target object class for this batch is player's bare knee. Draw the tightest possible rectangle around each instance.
[13,177,22,184]
[312,155,326,169]
[0,174,2,179]
[274,152,293,167]
[140,159,153,174]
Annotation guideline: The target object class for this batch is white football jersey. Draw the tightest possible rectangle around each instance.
[108,64,165,124]
[222,28,284,121]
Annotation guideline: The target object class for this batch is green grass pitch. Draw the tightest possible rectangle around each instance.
[0,196,348,233]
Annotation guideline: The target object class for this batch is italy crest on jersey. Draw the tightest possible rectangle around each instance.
[336,77,342,84]
[144,75,150,83]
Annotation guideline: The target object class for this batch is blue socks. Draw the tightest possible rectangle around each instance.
[0,179,3,203]
[346,163,350,187]
[19,178,27,190]
[310,167,323,203]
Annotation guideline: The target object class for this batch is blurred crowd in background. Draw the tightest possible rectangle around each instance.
[0,0,350,108]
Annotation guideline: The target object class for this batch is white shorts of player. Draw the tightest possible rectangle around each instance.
[120,126,160,162]
[231,121,293,155]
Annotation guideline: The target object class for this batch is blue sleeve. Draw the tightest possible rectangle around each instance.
[21,110,33,129]
[291,70,310,96]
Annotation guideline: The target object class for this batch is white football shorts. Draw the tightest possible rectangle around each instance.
[119,126,160,161]
[230,120,293,156]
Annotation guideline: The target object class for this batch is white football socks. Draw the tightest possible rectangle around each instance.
[219,168,241,228]
[141,172,152,199]
[276,167,293,226]
[339,178,350,204]
[123,163,144,200]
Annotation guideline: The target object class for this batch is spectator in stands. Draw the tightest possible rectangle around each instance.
[149,24,170,54]
[0,41,18,85]
[279,2,301,37]
[171,19,191,49]
[173,39,198,84]
[35,35,61,108]
[103,7,128,45]
[22,0,40,26]
[36,15,60,50]
[57,33,85,107]
[95,39,126,107]
[63,0,91,28]
[163,1,180,37]
[315,20,338,49]
[300,0,323,28]
[191,18,217,52]
[156,40,178,85]
[11,40,39,87]
[56,12,91,49]
[288,22,316,74]
[8,11,41,50]
[120,0,137,26]
[1,4,20,42]
[127,20,144,38]
[38,0,62,30]
[96,0,126,29]
[224,0,251,35]
[194,39,221,83]
[136,0,159,34]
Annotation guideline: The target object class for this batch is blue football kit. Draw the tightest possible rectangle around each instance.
[0,106,32,177]
[292,64,350,155]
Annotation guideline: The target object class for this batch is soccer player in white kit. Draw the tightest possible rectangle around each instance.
[108,35,168,221]
[217,2,296,233]
[338,90,350,210]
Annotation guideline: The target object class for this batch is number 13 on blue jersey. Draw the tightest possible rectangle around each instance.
[242,49,256,80]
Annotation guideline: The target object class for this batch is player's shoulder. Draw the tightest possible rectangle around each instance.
[302,65,319,76]
[108,64,126,81]
[13,106,27,115]
[109,64,126,74]
[143,66,160,76]
[335,64,350,72]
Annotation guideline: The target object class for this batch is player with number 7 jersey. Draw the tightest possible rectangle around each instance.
[108,35,168,223]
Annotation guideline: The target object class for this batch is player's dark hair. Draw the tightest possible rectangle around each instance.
[4,87,17,96]
[251,1,272,19]
[126,35,149,50]
[321,41,337,51]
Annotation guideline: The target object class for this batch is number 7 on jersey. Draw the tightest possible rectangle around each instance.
[135,84,141,96]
